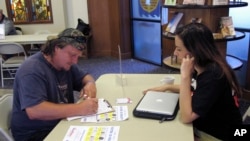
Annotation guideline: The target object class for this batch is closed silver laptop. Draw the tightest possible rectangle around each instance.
[133,91,179,121]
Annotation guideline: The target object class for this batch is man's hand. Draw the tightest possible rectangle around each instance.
[78,97,98,115]
[80,81,96,98]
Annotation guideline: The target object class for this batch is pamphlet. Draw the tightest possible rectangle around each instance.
[220,16,236,38]
[212,0,228,5]
[67,99,114,121]
[164,0,177,5]
[80,106,129,123]
[165,12,183,34]
[63,126,120,141]
[183,0,205,5]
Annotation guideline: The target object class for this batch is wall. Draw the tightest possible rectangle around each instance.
[64,0,89,28]
[0,0,89,34]
[228,0,250,61]
[227,2,250,88]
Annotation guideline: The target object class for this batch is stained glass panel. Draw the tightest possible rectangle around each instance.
[10,0,28,22]
[31,0,51,21]
[6,0,53,24]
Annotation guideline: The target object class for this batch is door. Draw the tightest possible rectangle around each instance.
[131,0,162,65]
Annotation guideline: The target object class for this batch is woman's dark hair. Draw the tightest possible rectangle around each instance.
[175,23,242,97]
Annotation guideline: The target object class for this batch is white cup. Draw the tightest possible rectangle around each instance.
[160,76,175,84]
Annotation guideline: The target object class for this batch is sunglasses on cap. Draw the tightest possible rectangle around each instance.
[60,36,87,43]
[59,36,87,50]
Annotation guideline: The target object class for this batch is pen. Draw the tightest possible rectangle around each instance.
[76,97,85,104]
[76,94,88,103]
[103,99,112,108]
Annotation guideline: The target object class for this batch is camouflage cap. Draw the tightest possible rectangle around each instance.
[57,28,86,51]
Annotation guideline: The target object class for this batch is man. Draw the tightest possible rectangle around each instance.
[11,28,98,141]
[0,9,17,35]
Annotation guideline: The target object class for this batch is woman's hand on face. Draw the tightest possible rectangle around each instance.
[181,54,195,78]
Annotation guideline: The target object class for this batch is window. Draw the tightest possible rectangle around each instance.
[5,0,53,24]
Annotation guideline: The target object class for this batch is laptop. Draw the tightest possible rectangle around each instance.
[133,91,179,121]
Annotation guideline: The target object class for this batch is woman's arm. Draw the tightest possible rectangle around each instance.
[143,84,180,94]
[179,55,199,123]
[179,75,199,123]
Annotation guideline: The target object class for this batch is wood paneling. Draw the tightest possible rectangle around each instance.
[87,0,131,59]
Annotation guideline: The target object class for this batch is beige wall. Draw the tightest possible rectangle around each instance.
[0,0,88,34]
[64,0,89,28]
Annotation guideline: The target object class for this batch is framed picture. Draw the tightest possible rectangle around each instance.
[5,0,53,24]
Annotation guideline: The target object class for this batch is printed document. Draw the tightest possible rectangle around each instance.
[67,99,114,121]
[80,106,128,122]
[63,126,120,141]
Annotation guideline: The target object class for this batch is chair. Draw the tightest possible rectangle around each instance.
[0,43,27,87]
[0,94,14,141]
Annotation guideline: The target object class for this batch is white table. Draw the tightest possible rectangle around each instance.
[0,34,57,44]
[44,74,194,141]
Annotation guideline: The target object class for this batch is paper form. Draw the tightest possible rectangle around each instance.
[80,106,128,123]
[63,126,120,141]
[67,99,114,121]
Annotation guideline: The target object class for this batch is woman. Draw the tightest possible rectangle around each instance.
[144,23,242,140]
